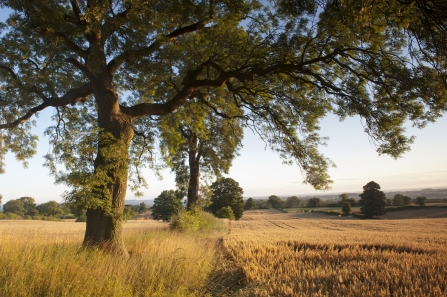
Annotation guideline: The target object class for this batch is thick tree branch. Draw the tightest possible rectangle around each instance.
[0,83,93,129]
[55,31,88,58]
[107,17,214,76]
[101,2,134,46]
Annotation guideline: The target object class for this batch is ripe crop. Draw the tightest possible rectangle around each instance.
[223,210,447,296]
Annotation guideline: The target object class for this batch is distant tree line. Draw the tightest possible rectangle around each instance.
[0,196,150,221]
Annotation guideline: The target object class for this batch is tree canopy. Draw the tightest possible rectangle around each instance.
[1,0,446,255]
[359,181,386,218]
[36,200,64,217]
[307,197,322,207]
[209,177,244,220]
[268,195,283,209]
[416,196,427,206]
[285,196,301,208]
[244,197,256,210]
[151,190,184,222]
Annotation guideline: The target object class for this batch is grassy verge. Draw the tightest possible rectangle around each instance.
[0,220,223,297]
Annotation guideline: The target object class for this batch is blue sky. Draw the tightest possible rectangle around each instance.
[0,7,446,204]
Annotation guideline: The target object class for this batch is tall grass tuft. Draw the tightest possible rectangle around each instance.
[0,220,220,297]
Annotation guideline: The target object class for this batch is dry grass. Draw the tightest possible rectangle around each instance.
[0,220,220,297]
[223,210,447,296]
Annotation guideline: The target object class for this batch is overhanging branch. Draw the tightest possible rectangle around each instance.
[0,83,93,129]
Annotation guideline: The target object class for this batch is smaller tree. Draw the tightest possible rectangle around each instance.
[267,195,283,209]
[307,197,322,207]
[151,190,184,222]
[416,196,427,206]
[123,205,138,220]
[18,197,38,216]
[209,178,244,220]
[402,196,412,206]
[244,198,256,210]
[342,202,351,215]
[216,206,236,220]
[138,202,148,213]
[36,201,64,217]
[285,196,301,208]
[393,194,404,206]
[339,193,357,206]
[0,194,2,210]
[255,200,271,209]
[359,181,386,218]
[3,199,26,216]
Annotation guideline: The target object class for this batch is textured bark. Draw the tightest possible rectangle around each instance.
[83,77,133,257]
[187,158,200,209]
[186,132,201,209]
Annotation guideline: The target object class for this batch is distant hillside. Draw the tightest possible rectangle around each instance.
[247,187,447,201]
[125,199,154,206]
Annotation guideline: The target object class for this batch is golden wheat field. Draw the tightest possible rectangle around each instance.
[223,209,447,297]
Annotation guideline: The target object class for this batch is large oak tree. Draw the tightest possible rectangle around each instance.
[0,0,446,256]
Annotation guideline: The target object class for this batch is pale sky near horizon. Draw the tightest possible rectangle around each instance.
[0,8,446,204]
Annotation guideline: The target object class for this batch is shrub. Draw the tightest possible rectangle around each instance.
[61,214,76,219]
[76,213,87,222]
[170,209,224,233]
[123,205,138,220]
[216,206,235,220]
[342,202,352,214]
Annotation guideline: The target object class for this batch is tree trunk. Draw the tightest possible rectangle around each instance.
[83,79,133,257]
[187,158,200,209]
[186,133,201,209]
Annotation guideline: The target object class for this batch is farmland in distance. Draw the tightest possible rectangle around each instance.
[223,209,447,297]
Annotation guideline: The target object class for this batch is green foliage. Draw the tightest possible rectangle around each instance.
[244,198,256,210]
[151,190,184,222]
[393,194,404,206]
[268,195,283,209]
[402,196,412,206]
[255,200,272,209]
[18,197,38,216]
[170,209,224,233]
[159,99,243,207]
[209,178,245,220]
[3,199,26,216]
[36,201,64,217]
[285,196,301,208]
[393,194,412,206]
[339,193,357,206]
[138,202,148,213]
[416,196,427,206]
[342,202,352,215]
[76,213,87,222]
[123,205,138,221]
[359,181,387,218]
[216,206,236,220]
[307,198,322,208]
